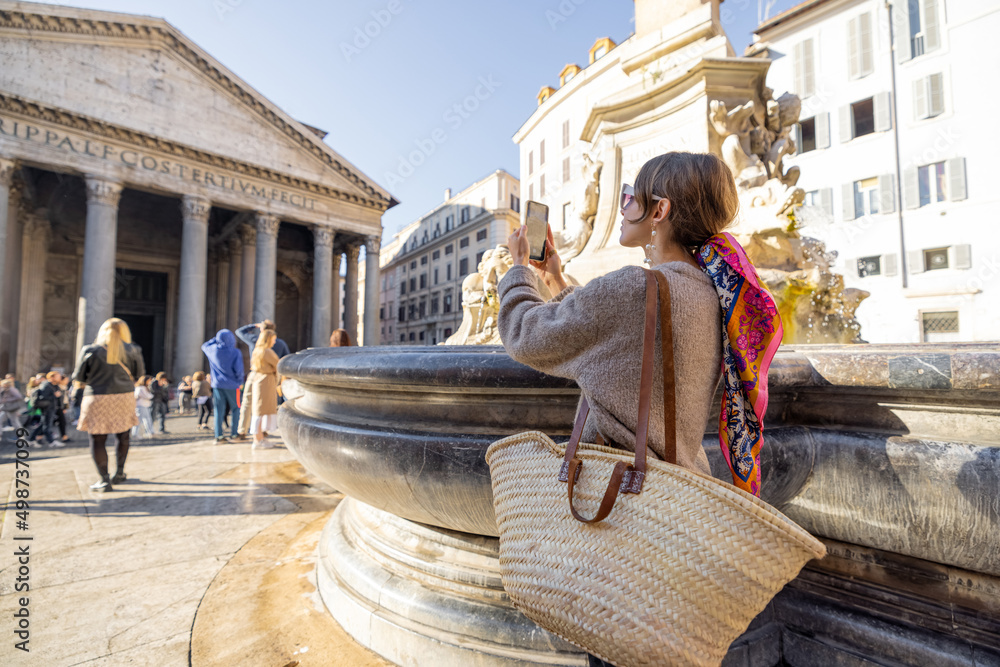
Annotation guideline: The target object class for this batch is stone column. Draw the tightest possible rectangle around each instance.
[332,251,342,332]
[0,159,15,358]
[363,235,381,347]
[312,227,335,348]
[238,224,256,326]
[253,212,280,323]
[215,247,230,332]
[227,235,242,329]
[77,177,123,354]
[175,195,210,376]
[16,213,50,380]
[344,243,361,346]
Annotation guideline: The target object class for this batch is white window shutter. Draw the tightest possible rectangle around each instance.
[928,73,945,116]
[842,182,857,220]
[793,42,804,96]
[819,188,833,216]
[878,174,896,214]
[816,112,831,148]
[803,38,816,97]
[924,0,941,52]
[859,13,874,76]
[903,167,920,209]
[839,105,853,142]
[952,244,972,270]
[883,253,899,277]
[913,77,928,120]
[847,17,860,79]
[908,250,925,274]
[895,1,911,62]
[947,157,967,201]
[874,91,893,132]
[792,123,801,156]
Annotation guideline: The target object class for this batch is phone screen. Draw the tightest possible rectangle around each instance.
[525,201,549,262]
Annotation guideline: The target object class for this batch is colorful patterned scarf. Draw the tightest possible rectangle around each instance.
[695,232,783,496]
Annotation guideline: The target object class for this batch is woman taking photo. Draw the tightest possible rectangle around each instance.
[499,152,783,666]
[248,329,280,450]
[73,318,145,491]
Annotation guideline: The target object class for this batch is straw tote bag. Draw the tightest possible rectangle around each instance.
[486,269,826,667]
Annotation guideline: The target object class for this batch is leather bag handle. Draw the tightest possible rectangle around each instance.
[559,269,677,523]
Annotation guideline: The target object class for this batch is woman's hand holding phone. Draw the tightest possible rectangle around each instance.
[509,224,567,295]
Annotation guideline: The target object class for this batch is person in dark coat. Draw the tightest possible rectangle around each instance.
[202,329,245,444]
[150,372,170,434]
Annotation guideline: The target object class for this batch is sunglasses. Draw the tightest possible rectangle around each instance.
[620,184,665,211]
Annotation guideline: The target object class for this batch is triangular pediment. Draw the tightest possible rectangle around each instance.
[0,1,394,209]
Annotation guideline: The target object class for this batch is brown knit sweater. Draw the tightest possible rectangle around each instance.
[497,262,723,476]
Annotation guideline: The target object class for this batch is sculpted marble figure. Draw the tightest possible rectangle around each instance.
[553,153,603,264]
[445,246,514,345]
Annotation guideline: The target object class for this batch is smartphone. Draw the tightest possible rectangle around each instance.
[524,201,549,262]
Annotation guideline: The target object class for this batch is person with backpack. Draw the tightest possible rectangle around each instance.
[29,372,62,447]
[201,329,245,445]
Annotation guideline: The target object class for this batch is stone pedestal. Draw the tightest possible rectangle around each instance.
[253,213,280,322]
[77,177,123,353]
[312,227,334,348]
[175,195,210,376]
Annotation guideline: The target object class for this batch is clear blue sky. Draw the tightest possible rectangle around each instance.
[34,0,800,237]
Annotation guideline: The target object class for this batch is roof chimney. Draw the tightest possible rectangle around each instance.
[444,188,452,201]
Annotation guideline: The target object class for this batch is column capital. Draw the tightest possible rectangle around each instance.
[254,211,280,238]
[23,210,51,240]
[364,235,381,255]
[227,234,242,253]
[216,245,230,263]
[239,223,257,246]
[181,195,212,224]
[84,176,123,207]
[0,158,17,187]
[345,243,362,262]
[314,226,336,249]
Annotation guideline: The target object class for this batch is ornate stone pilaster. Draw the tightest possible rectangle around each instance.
[175,195,211,376]
[312,227,336,347]
[16,212,50,380]
[238,223,256,325]
[76,176,123,354]
[363,235,382,347]
[227,235,243,329]
[344,243,361,346]
[253,212,281,323]
[215,247,231,332]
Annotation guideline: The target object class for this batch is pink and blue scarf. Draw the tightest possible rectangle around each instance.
[695,232,783,497]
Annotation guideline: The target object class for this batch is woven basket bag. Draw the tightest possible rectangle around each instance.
[486,269,826,667]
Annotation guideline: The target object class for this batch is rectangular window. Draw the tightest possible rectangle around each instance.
[400,333,405,342]
[398,306,405,322]
[528,150,534,175]
[444,293,453,314]
[924,247,949,271]
[379,307,385,321]
[917,162,947,207]
[459,237,470,249]
[476,229,488,242]
[432,249,440,260]
[921,311,959,342]
[419,300,426,319]
[410,260,417,270]
[409,332,415,342]
[562,157,570,183]
[434,268,439,285]
[421,255,427,265]
[419,331,425,342]
[400,281,406,295]
[459,258,469,275]
[540,174,546,198]
[913,73,945,120]
[854,177,880,216]
[907,0,941,59]
[461,206,470,223]
[852,98,875,138]
[562,120,570,148]
[446,215,454,231]
[476,251,484,265]
[444,327,453,338]
[562,202,571,230]
[431,296,439,315]
[799,117,817,153]
[420,274,427,289]
[510,194,520,212]
[445,244,453,255]
[857,255,881,277]
[447,264,452,281]
[540,139,546,165]
[409,277,416,292]
[847,12,874,79]
[792,38,815,97]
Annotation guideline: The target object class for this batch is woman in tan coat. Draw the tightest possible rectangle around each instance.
[248,329,280,449]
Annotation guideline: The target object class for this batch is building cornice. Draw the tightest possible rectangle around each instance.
[0,91,389,211]
[0,2,397,210]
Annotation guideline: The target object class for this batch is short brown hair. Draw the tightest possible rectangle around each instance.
[632,152,739,249]
[192,371,205,381]
[261,319,276,331]
[329,329,352,347]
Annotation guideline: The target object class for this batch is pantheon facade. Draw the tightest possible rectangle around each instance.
[0,1,395,380]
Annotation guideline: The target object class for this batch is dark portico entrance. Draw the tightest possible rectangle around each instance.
[115,268,168,375]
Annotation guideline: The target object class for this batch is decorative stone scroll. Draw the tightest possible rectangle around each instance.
[84,176,123,208]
